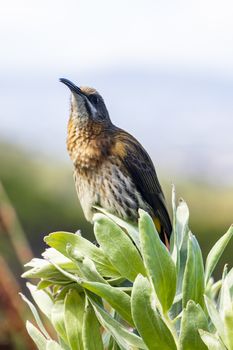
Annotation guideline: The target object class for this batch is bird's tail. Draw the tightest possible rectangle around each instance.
[153,216,170,250]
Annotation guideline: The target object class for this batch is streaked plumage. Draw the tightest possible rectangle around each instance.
[61,78,172,246]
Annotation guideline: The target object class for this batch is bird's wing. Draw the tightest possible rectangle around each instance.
[114,129,172,240]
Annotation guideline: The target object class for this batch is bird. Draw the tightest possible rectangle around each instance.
[60,78,172,247]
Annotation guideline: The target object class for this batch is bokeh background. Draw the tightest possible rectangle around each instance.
[0,1,233,348]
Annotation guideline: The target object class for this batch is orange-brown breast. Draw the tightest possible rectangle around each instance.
[67,117,115,170]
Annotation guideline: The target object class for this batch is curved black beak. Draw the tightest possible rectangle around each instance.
[59,78,83,95]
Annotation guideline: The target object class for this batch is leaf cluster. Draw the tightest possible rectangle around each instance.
[21,188,233,349]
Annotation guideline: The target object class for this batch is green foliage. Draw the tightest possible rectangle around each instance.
[21,189,233,349]
[139,210,176,313]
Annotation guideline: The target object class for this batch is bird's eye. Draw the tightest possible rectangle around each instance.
[90,95,98,104]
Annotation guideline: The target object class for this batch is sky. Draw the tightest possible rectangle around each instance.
[1,0,233,75]
[0,1,233,184]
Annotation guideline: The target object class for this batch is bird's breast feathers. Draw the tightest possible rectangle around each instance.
[73,160,150,222]
[67,120,128,170]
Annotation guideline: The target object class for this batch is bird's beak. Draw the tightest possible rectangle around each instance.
[59,78,84,96]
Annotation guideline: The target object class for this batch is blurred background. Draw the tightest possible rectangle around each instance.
[0,0,233,348]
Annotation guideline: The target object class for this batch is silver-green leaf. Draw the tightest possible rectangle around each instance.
[80,280,133,326]
[138,210,176,312]
[90,299,147,349]
[26,321,47,350]
[205,225,233,283]
[64,289,85,350]
[131,274,177,350]
[199,330,226,350]
[82,301,104,350]
[182,233,205,308]
[179,301,208,350]
[44,232,118,277]
[93,213,146,281]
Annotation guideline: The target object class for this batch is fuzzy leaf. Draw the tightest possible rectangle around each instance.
[51,299,67,344]
[199,330,226,350]
[90,299,147,349]
[179,301,208,350]
[37,280,54,290]
[44,231,118,277]
[93,213,146,281]
[22,258,76,281]
[205,226,233,283]
[64,289,85,350]
[176,199,189,249]
[218,265,231,319]
[182,233,204,308]
[26,321,47,350]
[46,340,64,350]
[131,275,177,350]
[226,267,233,297]
[175,200,190,295]
[27,282,53,319]
[138,210,176,312]
[80,280,133,326]
[82,301,104,350]
[67,247,109,284]
[94,205,140,250]
[20,293,50,339]
[224,309,233,350]
[204,295,225,343]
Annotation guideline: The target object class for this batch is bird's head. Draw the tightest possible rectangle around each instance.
[60,78,111,127]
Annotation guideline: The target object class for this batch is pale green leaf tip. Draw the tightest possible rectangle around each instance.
[21,270,28,278]
[43,235,50,243]
[43,232,58,243]
[188,231,193,239]
[185,300,196,310]
[93,212,107,223]
[25,320,33,332]
[135,273,144,281]
[223,263,228,273]
[177,197,189,209]
[138,208,148,217]
[224,224,233,238]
